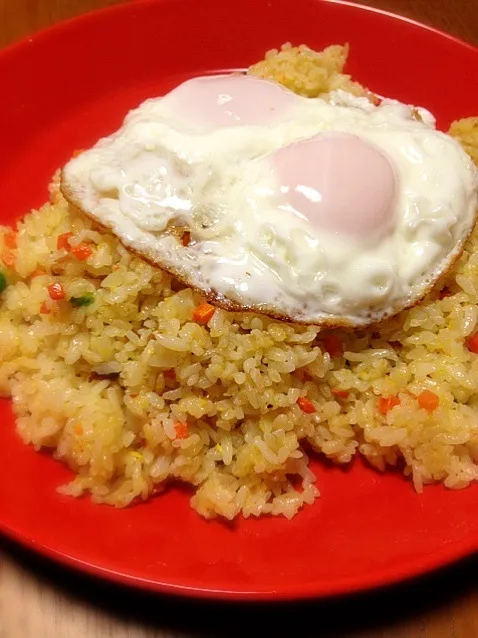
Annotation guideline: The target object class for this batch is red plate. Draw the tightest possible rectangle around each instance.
[0,0,477,601]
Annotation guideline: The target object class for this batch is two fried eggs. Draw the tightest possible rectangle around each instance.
[61,74,478,326]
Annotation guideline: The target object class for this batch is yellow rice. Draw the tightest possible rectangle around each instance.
[0,44,477,520]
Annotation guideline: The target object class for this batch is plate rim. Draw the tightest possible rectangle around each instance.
[2,518,477,600]
[0,0,477,602]
[0,0,476,64]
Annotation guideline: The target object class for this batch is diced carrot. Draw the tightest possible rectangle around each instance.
[4,231,17,249]
[466,333,478,354]
[40,301,50,314]
[322,335,343,358]
[174,422,189,439]
[297,396,317,414]
[417,390,439,412]
[377,395,401,415]
[193,303,216,324]
[163,369,176,379]
[182,231,191,246]
[48,282,66,300]
[57,232,73,251]
[1,250,16,268]
[71,244,93,261]
[30,267,46,278]
[332,389,349,398]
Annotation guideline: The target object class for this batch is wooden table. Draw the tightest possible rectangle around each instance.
[0,1,477,637]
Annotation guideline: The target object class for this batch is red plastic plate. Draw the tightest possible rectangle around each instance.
[0,0,477,601]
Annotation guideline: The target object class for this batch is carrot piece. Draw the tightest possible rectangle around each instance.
[182,231,191,247]
[71,244,93,261]
[40,301,50,314]
[57,232,73,251]
[163,369,176,379]
[4,230,17,249]
[322,335,343,358]
[332,389,349,398]
[193,303,216,324]
[297,396,317,414]
[1,250,16,268]
[417,390,439,412]
[48,282,66,301]
[174,422,189,439]
[377,395,401,415]
[466,333,478,354]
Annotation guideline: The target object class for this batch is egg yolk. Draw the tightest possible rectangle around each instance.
[164,75,297,127]
[273,132,397,240]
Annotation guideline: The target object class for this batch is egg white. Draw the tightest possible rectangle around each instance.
[61,78,478,327]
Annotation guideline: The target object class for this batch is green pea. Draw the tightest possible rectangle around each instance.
[70,292,95,307]
[0,272,7,293]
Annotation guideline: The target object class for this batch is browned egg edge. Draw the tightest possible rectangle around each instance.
[59,170,478,330]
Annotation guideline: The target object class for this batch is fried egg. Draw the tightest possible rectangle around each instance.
[61,74,478,326]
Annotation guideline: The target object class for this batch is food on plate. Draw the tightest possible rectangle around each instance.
[62,65,476,327]
[1,43,478,520]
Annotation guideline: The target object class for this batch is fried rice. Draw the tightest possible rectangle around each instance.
[0,43,477,520]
